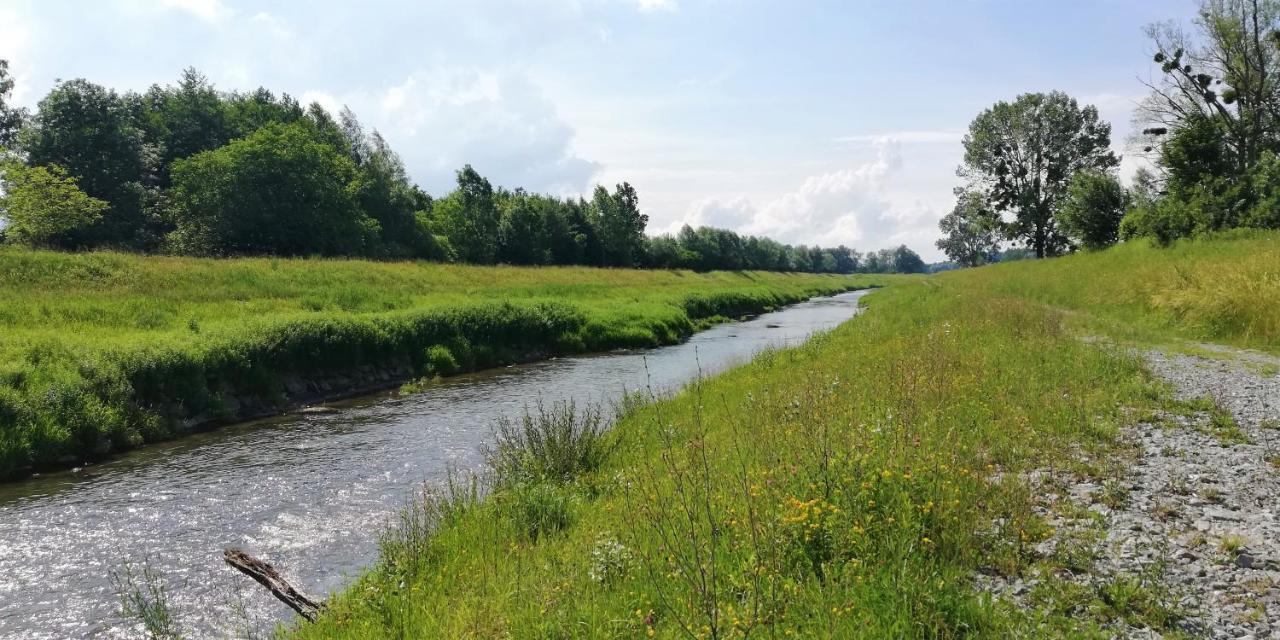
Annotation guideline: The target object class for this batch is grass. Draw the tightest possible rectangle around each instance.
[284,232,1280,638]
[0,247,889,479]
[939,229,1280,354]
[291,264,1165,638]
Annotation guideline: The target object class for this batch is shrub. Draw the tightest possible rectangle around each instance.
[485,400,613,486]
[421,345,459,377]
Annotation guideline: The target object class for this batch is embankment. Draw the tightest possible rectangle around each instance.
[292,232,1278,638]
[0,248,886,480]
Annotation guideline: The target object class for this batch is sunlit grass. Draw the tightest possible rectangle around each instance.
[292,275,1162,638]
[0,247,886,479]
[938,229,1280,353]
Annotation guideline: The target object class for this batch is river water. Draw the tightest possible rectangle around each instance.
[0,290,870,639]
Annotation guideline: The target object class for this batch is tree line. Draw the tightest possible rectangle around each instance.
[937,0,1280,267]
[0,65,925,274]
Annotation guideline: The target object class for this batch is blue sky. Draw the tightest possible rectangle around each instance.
[0,0,1198,259]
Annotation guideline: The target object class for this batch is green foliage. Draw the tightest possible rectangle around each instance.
[421,345,459,377]
[0,161,108,247]
[1127,2,1280,244]
[20,78,152,248]
[595,182,647,267]
[1059,170,1127,250]
[438,165,500,264]
[0,249,879,478]
[167,121,379,256]
[486,401,613,485]
[936,191,1002,267]
[960,91,1118,258]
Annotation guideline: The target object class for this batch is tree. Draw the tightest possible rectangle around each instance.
[21,79,153,247]
[959,91,1118,258]
[0,161,107,247]
[140,68,233,184]
[438,165,500,264]
[936,191,1002,267]
[1138,0,1280,179]
[496,189,550,264]
[0,60,25,150]
[596,182,648,267]
[890,245,927,273]
[338,108,438,259]
[1059,171,1128,250]
[167,121,378,256]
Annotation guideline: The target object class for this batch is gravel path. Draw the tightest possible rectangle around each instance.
[982,345,1280,638]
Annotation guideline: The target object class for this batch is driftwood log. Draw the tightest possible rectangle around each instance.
[223,548,325,622]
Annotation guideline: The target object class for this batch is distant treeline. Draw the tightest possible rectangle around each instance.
[0,65,925,274]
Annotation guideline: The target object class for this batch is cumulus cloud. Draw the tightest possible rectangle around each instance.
[665,139,945,253]
[352,68,601,195]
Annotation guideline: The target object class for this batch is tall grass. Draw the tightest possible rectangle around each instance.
[942,229,1280,351]
[293,264,1164,638]
[0,248,884,479]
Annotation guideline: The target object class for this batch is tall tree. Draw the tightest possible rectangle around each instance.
[890,245,928,274]
[959,91,1118,258]
[21,79,153,247]
[437,165,500,264]
[596,182,648,267]
[167,121,378,256]
[1138,0,1280,178]
[141,68,233,184]
[936,190,1002,267]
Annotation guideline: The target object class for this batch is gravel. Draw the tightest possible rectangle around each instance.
[980,345,1280,638]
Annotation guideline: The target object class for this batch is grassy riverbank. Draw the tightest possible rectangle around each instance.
[0,248,883,480]
[292,232,1277,638]
[949,229,1280,353]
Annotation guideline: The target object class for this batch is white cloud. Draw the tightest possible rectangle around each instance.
[249,12,292,39]
[664,139,947,254]
[159,0,234,24]
[338,68,600,196]
[0,5,34,105]
[634,0,678,13]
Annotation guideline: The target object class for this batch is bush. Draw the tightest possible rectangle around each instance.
[1059,170,1127,250]
[486,400,613,486]
[421,345,459,377]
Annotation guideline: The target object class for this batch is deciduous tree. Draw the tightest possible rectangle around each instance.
[959,91,1118,258]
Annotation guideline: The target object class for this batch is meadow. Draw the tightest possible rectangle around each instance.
[0,248,882,480]
[290,231,1279,638]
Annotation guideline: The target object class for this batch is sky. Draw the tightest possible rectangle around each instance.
[0,0,1200,260]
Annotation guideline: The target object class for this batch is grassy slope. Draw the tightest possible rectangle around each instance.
[0,248,884,479]
[948,229,1280,353]
[295,232,1277,639]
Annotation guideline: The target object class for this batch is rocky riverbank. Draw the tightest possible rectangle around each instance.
[980,344,1280,638]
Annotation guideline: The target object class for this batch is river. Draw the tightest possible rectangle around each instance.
[0,290,870,639]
